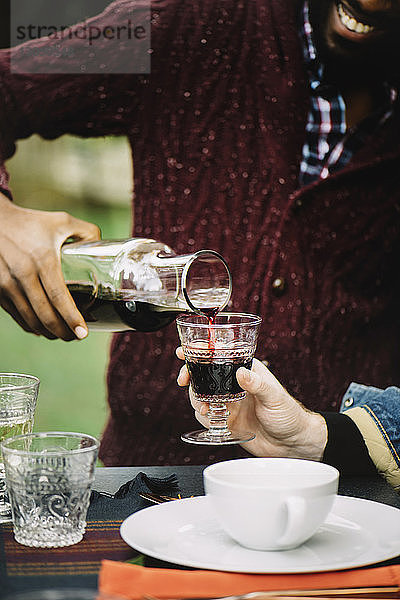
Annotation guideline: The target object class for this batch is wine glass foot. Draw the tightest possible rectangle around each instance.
[181,429,255,445]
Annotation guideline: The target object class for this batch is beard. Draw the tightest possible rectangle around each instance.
[307,0,400,87]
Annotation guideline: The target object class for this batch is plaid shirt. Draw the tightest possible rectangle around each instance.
[299,1,396,187]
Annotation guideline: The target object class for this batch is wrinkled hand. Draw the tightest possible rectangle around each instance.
[177,348,327,460]
[0,193,101,340]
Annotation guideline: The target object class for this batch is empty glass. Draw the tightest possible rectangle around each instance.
[176,313,261,445]
[0,373,40,523]
[2,432,99,547]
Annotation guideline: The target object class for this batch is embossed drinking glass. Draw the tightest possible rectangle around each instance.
[177,312,261,445]
[1,431,99,547]
[0,373,40,523]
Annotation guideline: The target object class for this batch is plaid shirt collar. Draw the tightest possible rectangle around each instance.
[301,1,323,87]
[299,1,397,186]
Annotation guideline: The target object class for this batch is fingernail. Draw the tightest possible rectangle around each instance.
[75,326,88,340]
[238,367,252,382]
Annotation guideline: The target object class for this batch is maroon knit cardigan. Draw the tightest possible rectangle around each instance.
[1,0,400,466]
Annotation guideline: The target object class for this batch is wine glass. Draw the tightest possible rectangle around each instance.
[176,313,261,445]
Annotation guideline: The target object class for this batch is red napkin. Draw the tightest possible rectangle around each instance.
[98,560,400,599]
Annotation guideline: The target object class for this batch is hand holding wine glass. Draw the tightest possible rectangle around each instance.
[177,353,328,459]
[176,312,261,445]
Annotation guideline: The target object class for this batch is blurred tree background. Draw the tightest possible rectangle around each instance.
[1,134,132,442]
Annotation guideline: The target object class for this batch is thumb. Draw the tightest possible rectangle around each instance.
[237,358,282,400]
[57,214,101,245]
[69,219,101,242]
[236,366,265,395]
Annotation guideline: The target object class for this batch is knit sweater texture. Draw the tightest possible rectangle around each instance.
[0,0,400,465]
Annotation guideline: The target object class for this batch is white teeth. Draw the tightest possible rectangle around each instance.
[337,3,374,33]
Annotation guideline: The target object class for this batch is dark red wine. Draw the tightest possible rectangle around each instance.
[201,307,219,323]
[187,357,253,397]
[69,289,179,332]
[199,306,219,350]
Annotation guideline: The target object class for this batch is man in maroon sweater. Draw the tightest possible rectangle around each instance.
[0,0,399,466]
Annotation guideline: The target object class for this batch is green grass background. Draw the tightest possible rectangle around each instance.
[0,136,132,443]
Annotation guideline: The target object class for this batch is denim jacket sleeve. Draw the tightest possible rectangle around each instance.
[340,383,400,491]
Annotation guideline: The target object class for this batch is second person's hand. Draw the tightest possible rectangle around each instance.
[0,194,101,341]
[177,347,327,461]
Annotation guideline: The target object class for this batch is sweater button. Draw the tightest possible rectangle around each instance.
[271,277,287,296]
[292,197,303,213]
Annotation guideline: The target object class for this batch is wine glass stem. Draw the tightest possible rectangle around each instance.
[207,402,230,437]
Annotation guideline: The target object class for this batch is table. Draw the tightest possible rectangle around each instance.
[1,466,400,597]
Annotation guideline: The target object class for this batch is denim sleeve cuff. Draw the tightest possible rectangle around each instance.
[344,406,400,491]
[320,412,377,476]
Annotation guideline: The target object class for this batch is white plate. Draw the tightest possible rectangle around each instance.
[120,495,400,573]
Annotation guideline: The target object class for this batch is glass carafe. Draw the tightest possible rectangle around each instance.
[61,238,232,332]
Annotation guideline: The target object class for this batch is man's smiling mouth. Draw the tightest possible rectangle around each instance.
[336,2,375,34]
